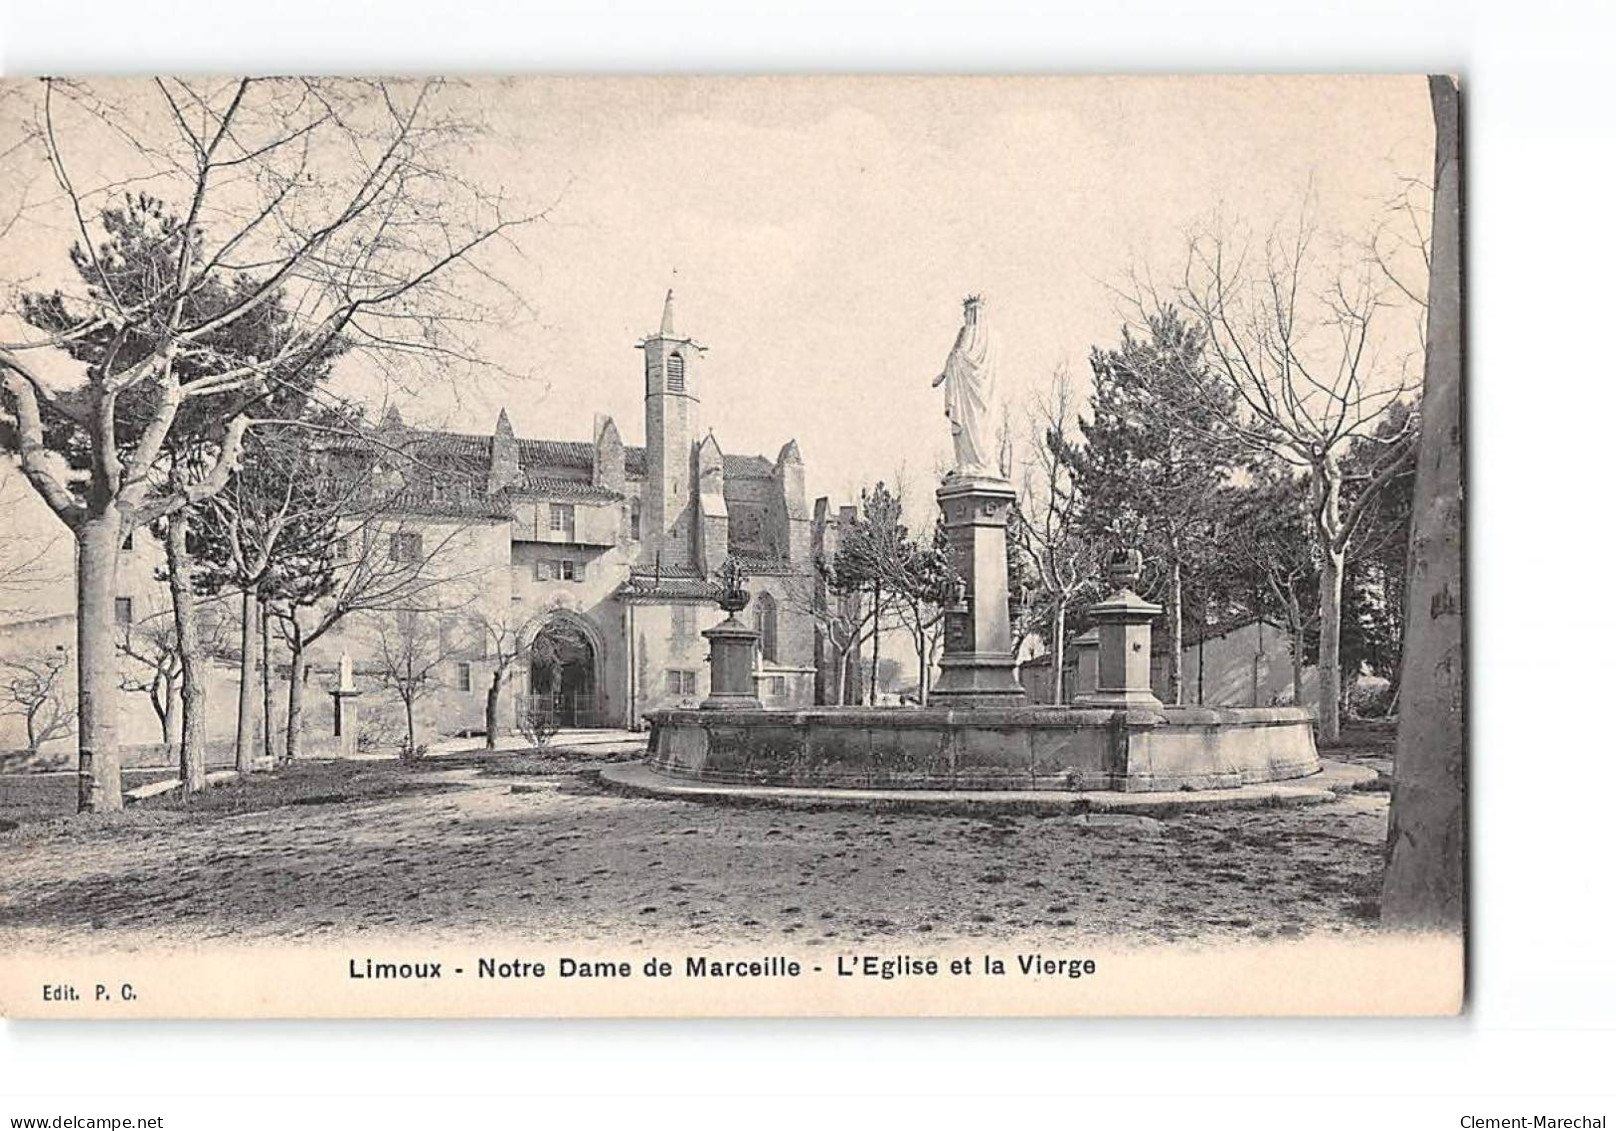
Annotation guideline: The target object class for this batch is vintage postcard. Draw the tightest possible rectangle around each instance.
[0,75,1464,1018]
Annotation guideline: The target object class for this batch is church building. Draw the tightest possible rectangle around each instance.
[350,289,823,736]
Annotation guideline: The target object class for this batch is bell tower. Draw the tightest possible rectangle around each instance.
[639,288,705,567]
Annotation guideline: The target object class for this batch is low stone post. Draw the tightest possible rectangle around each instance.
[702,559,762,710]
[1080,550,1163,710]
[331,651,361,757]
[1070,628,1100,698]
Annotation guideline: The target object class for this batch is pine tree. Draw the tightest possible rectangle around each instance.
[1071,307,1240,705]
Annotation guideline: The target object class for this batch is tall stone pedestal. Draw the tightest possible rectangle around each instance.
[1079,586,1163,710]
[932,475,1026,707]
[702,615,762,710]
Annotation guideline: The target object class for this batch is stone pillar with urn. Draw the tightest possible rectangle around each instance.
[1077,549,1164,710]
[701,558,763,710]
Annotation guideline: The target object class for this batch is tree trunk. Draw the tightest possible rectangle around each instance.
[151,676,173,749]
[869,583,881,704]
[485,668,503,749]
[165,512,209,795]
[284,643,306,762]
[833,651,847,707]
[1383,75,1466,933]
[1285,589,1307,709]
[1318,546,1345,741]
[1051,603,1066,706]
[403,697,418,759]
[1166,558,1183,706]
[76,513,123,812]
[261,602,274,764]
[235,587,258,772]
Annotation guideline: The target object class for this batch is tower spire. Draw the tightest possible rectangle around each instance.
[660,288,676,338]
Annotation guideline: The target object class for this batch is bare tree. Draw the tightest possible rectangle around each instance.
[785,562,877,708]
[1382,76,1465,932]
[1220,471,1319,707]
[0,648,74,755]
[269,512,482,762]
[1013,363,1099,704]
[1169,204,1421,740]
[116,612,183,751]
[474,606,540,749]
[0,78,534,810]
[366,601,470,760]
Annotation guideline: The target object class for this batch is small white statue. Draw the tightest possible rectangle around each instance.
[933,295,999,478]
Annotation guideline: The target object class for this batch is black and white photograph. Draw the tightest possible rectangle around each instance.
[0,72,1465,1019]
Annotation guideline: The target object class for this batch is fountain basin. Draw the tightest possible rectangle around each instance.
[644,705,1320,794]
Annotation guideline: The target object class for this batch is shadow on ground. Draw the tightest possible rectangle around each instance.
[0,737,1391,950]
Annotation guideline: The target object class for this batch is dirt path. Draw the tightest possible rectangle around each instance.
[0,756,1389,951]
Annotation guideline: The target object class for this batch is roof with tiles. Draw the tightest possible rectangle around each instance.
[516,438,647,478]
[723,453,775,480]
[619,563,722,602]
[515,474,625,503]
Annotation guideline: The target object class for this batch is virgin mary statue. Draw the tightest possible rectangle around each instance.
[932,295,999,478]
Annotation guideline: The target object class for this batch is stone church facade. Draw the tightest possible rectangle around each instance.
[338,289,824,737]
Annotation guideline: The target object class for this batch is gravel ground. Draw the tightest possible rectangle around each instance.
[0,744,1391,951]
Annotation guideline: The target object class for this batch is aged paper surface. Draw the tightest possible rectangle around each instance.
[0,75,1463,1018]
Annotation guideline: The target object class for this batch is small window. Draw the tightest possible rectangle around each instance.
[331,536,349,561]
[549,503,576,539]
[630,500,641,541]
[389,531,423,562]
[666,669,697,697]
[559,559,576,582]
[666,352,685,392]
[115,597,133,625]
[457,662,472,692]
[532,559,551,582]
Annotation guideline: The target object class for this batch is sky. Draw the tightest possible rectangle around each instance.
[0,75,1434,612]
[342,75,1433,506]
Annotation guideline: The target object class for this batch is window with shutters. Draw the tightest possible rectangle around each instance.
[666,352,685,392]
[457,662,472,692]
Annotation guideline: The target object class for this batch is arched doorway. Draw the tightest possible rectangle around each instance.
[528,614,601,728]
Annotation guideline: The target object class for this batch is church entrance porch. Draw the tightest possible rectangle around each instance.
[522,616,603,729]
